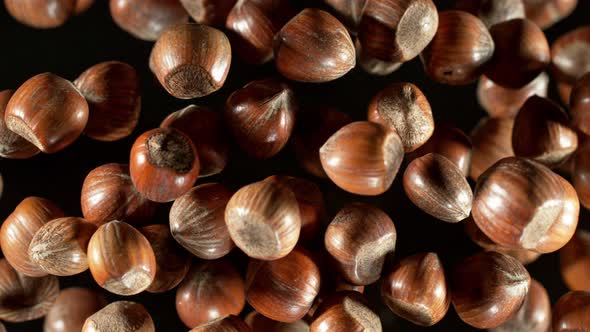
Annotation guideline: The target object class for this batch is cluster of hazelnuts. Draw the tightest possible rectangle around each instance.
[1,0,590,331]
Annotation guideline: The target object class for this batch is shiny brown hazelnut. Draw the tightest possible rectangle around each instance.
[551,26,590,85]
[420,10,494,85]
[355,40,402,76]
[274,8,356,83]
[403,153,473,223]
[44,287,107,332]
[357,0,438,63]
[4,0,75,28]
[291,106,352,178]
[454,0,526,28]
[325,202,396,285]
[570,72,590,135]
[451,251,531,329]
[225,179,301,260]
[477,72,549,118]
[180,0,236,26]
[381,252,450,326]
[464,217,541,265]
[323,0,368,33]
[489,279,551,332]
[246,248,320,322]
[29,217,97,276]
[109,0,188,41]
[409,123,472,177]
[512,96,578,168]
[263,175,325,245]
[320,121,404,196]
[74,61,141,142]
[81,163,157,226]
[130,127,200,203]
[0,258,59,323]
[472,157,579,253]
[245,311,309,332]
[0,196,64,277]
[560,230,590,291]
[170,183,234,259]
[470,117,514,180]
[573,140,590,209]
[552,291,590,332]
[149,23,232,99]
[485,18,550,88]
[226,0,296,65]
[224,78,297,159]
[523,0,577,29]
[139,224,190,293]
[189,316,252,332]
[87,220,156,296]
[0,89,40,159]
[82,301,155,332]
[4,72,89,153]
[176,260,245,328]
[160,105,229,177]
[310,291,382,332]
[367,82,434,152]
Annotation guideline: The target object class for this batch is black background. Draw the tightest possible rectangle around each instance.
[1,1,589,331]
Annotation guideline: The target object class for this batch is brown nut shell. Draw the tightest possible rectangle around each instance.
[0,259,59,323]
[451,251,531,329]
[420,10,494,85]
[489,279,551,332]
[368,82,434,152]
[29,217,97,276]
[310,291,382,332]
[176,260,245,328]
[381,252,450,326]
[170,183,234,260]
[552,291,590,332]
[225,179,301,260]
[320,121,404,196]
[246,248,320,323]
[150,23,232,99]
[4,72,89,154]
[324,203,396,285]
[44,287,107,332]
[274,8,355,83]
[473,157,579,253]
[130,127,200,203]
[357,0,438,63]
[87,221,156,296]
[403,153,472,223]
[82,301,154,332]
[0,196,64,277]
[109,0,188,41]
[0,89,40,159]
[512,95,578,168]
[224,78,297,159]
[74,61,141,142]
[81,163,157,226]
[4,0,75,28]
